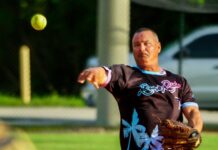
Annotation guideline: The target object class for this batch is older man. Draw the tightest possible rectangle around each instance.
[78,28,203,150]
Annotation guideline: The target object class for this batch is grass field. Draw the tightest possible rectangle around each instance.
[1,93,218,149]
[0,93,85,107]
[27,131,218,150]
[30,131,120,150]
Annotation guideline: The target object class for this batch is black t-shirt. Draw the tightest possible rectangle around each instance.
[105,64,198,150]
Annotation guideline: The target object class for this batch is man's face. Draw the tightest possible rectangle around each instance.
[132,30,161,69]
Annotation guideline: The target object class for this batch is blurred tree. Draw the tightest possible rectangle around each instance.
[0,0,97,95]
[0,0,217,96]
[0,1,20,94]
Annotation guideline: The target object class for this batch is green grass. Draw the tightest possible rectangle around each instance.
[0,93,85,107]
[26,131,217,150]
[30,131,120,150]
[198,132,218,150]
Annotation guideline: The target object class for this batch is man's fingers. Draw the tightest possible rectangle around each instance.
[87,75,100,89]
[86,73,94,82]
[77,72,86,83]
[78,70,99,88]
[77,68,102,89]
[77,71,92,83]
[93,82,99,89]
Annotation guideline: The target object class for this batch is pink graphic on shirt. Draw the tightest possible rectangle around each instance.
[137,80,181,96]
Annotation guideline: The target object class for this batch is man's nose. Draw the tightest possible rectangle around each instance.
[140,43,146,51]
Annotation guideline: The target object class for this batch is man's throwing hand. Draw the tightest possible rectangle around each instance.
[77,67,108,89]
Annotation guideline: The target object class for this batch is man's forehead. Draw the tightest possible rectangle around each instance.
[136,30,154,36]
[133,31,155,41]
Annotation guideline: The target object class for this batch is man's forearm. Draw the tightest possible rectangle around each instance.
[187,109,203,133]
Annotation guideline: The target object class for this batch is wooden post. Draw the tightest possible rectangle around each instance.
[19,45,31,104]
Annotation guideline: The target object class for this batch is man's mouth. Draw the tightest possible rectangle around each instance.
[139,53,149,57]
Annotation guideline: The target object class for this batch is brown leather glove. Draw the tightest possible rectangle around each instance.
[159,119,201,150]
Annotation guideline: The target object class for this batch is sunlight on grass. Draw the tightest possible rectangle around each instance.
[198,132,218,150]
[27,131,218,150]
[30,132,120,150]
[0,93,85,107]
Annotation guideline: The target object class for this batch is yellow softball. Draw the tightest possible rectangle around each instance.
[31,14,47,31]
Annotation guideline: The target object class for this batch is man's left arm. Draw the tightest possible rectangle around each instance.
[182,106,203,133]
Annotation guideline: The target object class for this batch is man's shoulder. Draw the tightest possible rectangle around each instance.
[164,69,185,80]
[109,64,137,75]
[111,64,134,70]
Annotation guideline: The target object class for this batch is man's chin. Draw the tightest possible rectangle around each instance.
[137,62,152,68]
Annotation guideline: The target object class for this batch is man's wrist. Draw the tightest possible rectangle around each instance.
[99,66,111,87]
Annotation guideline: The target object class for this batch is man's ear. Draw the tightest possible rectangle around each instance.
[157,42,161,53]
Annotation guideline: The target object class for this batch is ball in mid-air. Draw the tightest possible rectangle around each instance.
[31,14,47,31]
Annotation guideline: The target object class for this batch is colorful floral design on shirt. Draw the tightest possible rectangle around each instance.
[122,109,163,150]
[137,80,181,97]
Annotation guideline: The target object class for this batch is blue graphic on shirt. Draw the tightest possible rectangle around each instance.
[137,80,181,97]
[122,109,163,150]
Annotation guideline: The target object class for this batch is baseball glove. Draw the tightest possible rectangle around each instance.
[159,119,201,150]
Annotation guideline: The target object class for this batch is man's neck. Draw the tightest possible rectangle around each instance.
[138,65,161,72]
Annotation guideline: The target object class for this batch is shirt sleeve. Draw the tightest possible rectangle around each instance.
[180,77,199,109]
[104,64,129,98]
[99,66,112,88]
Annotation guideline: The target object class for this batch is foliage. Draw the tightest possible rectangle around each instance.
[0,0,97,95]
[0,0,218,96]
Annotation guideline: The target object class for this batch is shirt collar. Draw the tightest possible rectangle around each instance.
[133,66,166,76]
